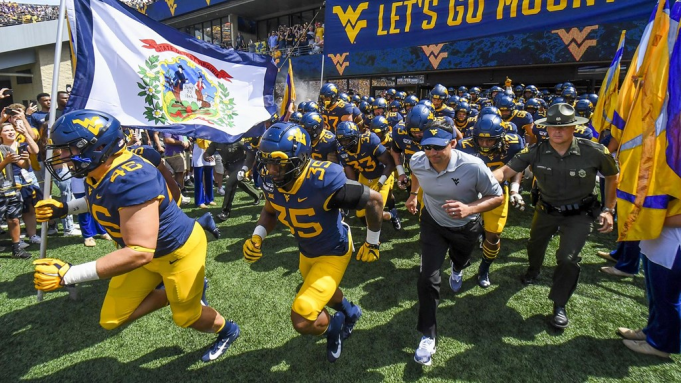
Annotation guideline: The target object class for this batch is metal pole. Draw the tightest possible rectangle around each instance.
[320,51,325,84]
[38,0,68,302]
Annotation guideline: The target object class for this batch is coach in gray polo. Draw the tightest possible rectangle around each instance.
[407,118,503,366]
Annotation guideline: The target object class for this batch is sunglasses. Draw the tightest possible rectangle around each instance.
[423,144,447,151]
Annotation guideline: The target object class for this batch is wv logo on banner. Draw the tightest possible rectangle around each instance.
[552,26,599,61]
[332,3,368,44]
[328,53,350,75]
[420,44,448,70]
[65,0,277,144]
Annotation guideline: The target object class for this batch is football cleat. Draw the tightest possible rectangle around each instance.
[477,261,491,288]
[414,336,436,366]
[197,212,220,239]
[390,208,402,231]
[202,321,240,362]
[341,303,362,340]
[326,312,346,363]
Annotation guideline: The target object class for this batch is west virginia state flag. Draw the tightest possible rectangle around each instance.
[616,0,681,241]
[590,30,625,139]
[64,0,277,143]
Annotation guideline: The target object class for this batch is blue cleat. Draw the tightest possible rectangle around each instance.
[197,212,220,239]
[326,312,345,363]
[341,303,362,340]
[202,320,240,362]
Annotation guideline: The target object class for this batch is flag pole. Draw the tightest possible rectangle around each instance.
[320,52,325,84]
[38,0,69,302]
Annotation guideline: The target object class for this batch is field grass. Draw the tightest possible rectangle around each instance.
[0,187,678,382]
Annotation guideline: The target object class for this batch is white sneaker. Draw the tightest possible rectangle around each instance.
[47,227,59,236]
[181,196,191,205]
[18,240,30,250]
[217,187,225,196]
[29,235,41,244]
[414,336,436,366]
[64,228,82,237]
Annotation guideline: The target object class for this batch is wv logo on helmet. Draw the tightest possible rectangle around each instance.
[73,117,104,136]
[333,3,369,44]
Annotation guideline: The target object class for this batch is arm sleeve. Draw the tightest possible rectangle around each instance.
[327,180,371,210]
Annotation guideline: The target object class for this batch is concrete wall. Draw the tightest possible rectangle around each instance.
[7,42,72,105]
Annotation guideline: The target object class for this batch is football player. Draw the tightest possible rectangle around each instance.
[372,97,388,117]
[336,121,397,225]
[301,112,338,163]
[429,84,456,119]
[370,116,402,230]
[453,102,476,134]
[320,83,353,133]
[496,95,535,143]
[391,104,430,190]
[244,122,384,362]
[561,87,578,106]
[33,110,239,362]
[457,114,525,287]
[457,86,468,97]
[386,100,404,129]
[403,95,419,115]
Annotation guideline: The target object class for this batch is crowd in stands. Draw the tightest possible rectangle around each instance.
[0,2,59,27]
[231,21,324,58]
[122,0,158,8]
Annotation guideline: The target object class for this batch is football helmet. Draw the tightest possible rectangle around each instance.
[257,122,311,188]
[469,87,481,100]
[389,100,401,112]
[297,102,307,113]
[480,106,501,117]
[404,95,419,109]
[368,96,376,104]
[446,95,460,108]
[405,104,434,143]
[335,121,361,154]
[319,83,339,108]
[360,96,369,103]
[554,83,564,95]
[524,85,538,99]
[563,81,575,89]
[473,114,506,154]
[417,99,434,111]
[351,94,361,106]
[300,112,324,145]
[524,98,541,114]
[457,86,468,96]
[513,85,524,98]
[489,86,503,99]
[397,91,407,101]
[575,99,594,119]
[45,110,125,181]
[587,93,599,107]
[455,102,471,122]
[550,97,566,106]
[561,87,577,104]
[496,95,516,118]
[541,89,551,101]
[303,101,320,114]
[429,84,448,102]
[370,116,390,137]
[289,111,303,124]
[339,92,351,103]
[372,97,388,112]
[385,88,397,100]
[358,101,372,115]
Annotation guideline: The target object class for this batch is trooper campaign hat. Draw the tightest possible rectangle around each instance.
[535,103,589,127]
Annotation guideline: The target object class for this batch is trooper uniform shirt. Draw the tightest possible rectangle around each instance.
[506,137,618,206]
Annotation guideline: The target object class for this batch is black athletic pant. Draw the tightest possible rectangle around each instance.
[221,159,260,213]
[417,207,483,339]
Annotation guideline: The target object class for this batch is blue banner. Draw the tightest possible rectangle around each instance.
[325,0,655,54]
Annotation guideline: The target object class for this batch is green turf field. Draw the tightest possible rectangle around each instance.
[0,189,677,382]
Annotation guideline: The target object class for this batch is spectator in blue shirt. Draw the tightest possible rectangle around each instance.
[29,93,50,131]
[268,31,278,51]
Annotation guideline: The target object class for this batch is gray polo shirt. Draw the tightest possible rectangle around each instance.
[410,149,503,228]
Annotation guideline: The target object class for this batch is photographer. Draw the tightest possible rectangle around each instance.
[0,123,32,259]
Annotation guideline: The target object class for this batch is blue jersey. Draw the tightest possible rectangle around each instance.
[311,130,337,161]
[503,110,534,139]
[391,122,422,166]
[261,160,349,258]
[457,133,525,171]
[128,145,162,167]
[455,117,476,134]
[337,131,386,179]
[434,105,456,119]
[323,100,354,133]
[85,150,195,257]
[385,111,403,128]
[533,124,594,142]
